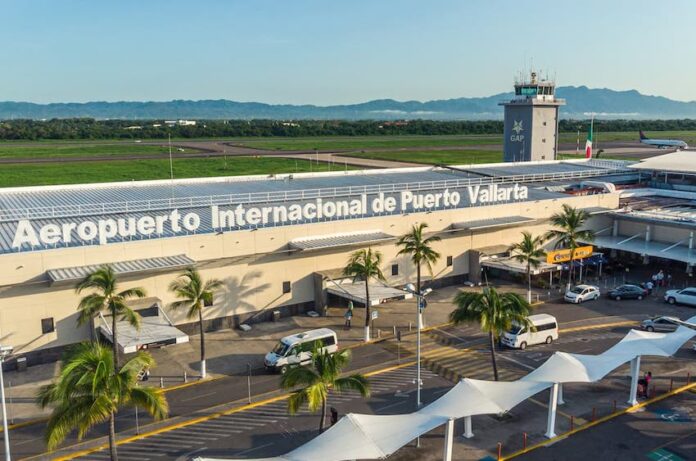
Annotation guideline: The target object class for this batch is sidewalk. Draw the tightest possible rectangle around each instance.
[0,279,644,425]
[386,356,696,460]
[2,284,462,425]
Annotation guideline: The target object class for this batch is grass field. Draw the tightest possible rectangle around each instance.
[347,149,503,165]
[232,135,502,151]
[557,130,696,144]
[0,156,354,188]
[0,143,197,159]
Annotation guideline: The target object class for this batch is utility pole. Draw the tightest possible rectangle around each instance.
[168,133,174,181]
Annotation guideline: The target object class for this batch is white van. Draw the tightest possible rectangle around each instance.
[264,328,338,374]
[501,314,558,350]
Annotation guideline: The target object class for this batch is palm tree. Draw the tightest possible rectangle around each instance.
[343,248,386,342]
[509,231,546,303]
[169,267,223,379]
[281,347,369,432]
[37,342,168,461]
[396,223,441,294]
[449,287,531,381]
[544,204,596,290]
[76,265,146,373]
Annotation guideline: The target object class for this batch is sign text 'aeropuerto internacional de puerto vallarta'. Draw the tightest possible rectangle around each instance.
[10,184,528,250]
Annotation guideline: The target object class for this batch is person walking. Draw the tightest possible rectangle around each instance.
[657,270,665,287]
[646,280,654,295]
[344,301,354,330]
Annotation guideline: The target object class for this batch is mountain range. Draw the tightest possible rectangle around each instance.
[2,86,696,120]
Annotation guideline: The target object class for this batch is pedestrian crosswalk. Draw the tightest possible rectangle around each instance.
[72,366,439,461]
[388,329,523,382]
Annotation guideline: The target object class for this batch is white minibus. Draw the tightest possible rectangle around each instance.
[501,314,558,350]
[264,328,338,374]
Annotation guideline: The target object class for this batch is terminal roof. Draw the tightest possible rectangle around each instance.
[0,159,631,222]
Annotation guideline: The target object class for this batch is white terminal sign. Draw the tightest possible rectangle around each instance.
[11,184,528,249]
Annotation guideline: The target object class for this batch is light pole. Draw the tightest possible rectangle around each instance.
[0,345,13,461]
[404,284,432,409]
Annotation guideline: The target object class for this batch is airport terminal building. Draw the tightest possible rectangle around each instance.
[1,156,692,365]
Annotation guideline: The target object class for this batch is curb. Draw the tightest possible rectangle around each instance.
[46,359,419,461]
[1,376,222,434]
[501,380,696,460]
[7,318,637,438]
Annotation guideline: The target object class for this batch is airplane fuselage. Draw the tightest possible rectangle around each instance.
[640,138,689,149]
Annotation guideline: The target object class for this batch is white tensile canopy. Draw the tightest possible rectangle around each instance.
[196,317,696,461]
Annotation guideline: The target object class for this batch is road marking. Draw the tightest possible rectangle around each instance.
[502,381,696,460]
[232,441,276,456]
[497,354,536,371]
[52,320,634,460]
[560,320,636,333]
[179,391,218,402]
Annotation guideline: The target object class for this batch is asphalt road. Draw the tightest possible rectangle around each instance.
[516,391,696,461]
[70,365,448,461]
[10,293,696,460]
[6,343,397,460]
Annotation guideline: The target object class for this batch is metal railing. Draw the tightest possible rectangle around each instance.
[0,165,634,222]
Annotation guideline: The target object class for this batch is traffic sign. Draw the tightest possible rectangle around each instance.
[371,310,379,320]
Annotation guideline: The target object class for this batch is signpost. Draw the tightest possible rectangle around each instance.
[546,246,593,264]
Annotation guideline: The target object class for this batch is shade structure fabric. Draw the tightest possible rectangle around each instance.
[421,379,550,419]
[481,256,561,275]
[196,316,696,461]
[326,282,413,306]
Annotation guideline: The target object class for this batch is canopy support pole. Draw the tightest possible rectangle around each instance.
[558,383,565,405]
[545,382,559,439]
[443,418,454,461]
[463,415,474,438]
[628,356,641,406]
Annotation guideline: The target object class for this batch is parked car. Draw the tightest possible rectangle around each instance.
[664,288,696,306]
[564,284,600,304]
[500,314,559,350]
[625,281,647,289]
[607,284,647,300]
[264,328,338,374]
[641,316,680,332]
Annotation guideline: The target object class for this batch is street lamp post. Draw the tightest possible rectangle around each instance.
[0,345,13,461]
[404,285,432,409]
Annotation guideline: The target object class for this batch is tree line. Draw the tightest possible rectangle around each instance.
[1,118,696,140]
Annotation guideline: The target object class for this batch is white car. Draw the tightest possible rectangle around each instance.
[664,288,696,306]
[564,285,600,304]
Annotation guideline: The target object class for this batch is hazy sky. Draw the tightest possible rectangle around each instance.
[3,0,695,104]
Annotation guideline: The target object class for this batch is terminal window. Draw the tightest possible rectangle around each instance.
[447,256,453,267]
[41,317,55,334]
[282,281,291,294]
[391,264,399,276]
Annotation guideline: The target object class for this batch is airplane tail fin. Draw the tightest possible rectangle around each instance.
[639,130,648,140]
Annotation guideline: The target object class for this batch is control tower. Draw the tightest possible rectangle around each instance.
[500,72,565,162]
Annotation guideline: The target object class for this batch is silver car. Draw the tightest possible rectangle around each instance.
[641,316,680,332]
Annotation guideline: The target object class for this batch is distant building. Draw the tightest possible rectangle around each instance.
[162,120,196,127]
[499,71,565,162]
